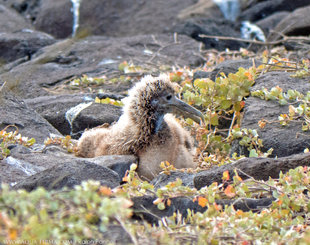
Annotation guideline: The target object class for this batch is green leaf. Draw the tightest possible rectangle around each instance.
[28,138,36,145]
[157,202,166,210]
[220,100,232,110]
[210,113,219,126]
[249,149,259,157]
[279,99,288,105]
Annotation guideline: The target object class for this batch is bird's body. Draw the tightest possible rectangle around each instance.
[77,74,203,180]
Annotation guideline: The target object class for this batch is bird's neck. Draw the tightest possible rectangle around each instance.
[127,109,167,153]
[136,109,165,136]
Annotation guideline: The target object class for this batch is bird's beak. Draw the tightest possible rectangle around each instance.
[168,96,205,124]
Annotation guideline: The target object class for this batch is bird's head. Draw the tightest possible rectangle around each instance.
[124,74,204,125]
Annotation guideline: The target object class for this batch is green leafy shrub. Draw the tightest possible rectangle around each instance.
[2,165,310,243]
[0,181,132,242]
[180,66,269,160]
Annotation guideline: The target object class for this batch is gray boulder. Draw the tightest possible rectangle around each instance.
[25,94,122,136]
[0,29,55,63]
[0,91,61,143]
[232,71,310,157]
[1,144,135,187]
[172,18,246,51]
[0,34,203,98]
[151,171,196,189]
[240,0,309,22]
[13,159,120,191]
[34,0,73,38]
[0,4,32,32]
[255,11,289,36]
[86,155,137,181]
[29,0,195,38]
[267,5,310,42]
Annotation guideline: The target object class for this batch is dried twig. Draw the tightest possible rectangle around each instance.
[0,81,6,92]
[198,34,310,46]
[115,216,139,245]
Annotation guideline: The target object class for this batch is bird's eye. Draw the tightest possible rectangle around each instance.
[166,94,172,100]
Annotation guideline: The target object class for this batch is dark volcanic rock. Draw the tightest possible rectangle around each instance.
[86,155,137,181]
[240,0,309,22]
[0,144,136,186]
[267,5,310,42]
[22,0,196,38]
[151,171,196,189]
[194,153,310,189]
[0,34,203,98]
[172,18,246,51]
[0,92,61,143]
[194,59,258,81]
[34,0,73,39]
[132,194,274,224]
[255,11,289,36]
[0,0,40,22]
[13,159,120,191]
[101,225,132,244]
[177,0,223,20]
[25,94,91,135]
[0,144,79,185]
[132,195,207,224]
[78,0,195,37]
[70,102,122,138]
[0,4,32,32]
[0,29,55,63]
[232,71,310,157]
[25,94,122,136]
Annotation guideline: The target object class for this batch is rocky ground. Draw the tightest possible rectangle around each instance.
[1,0,310,242]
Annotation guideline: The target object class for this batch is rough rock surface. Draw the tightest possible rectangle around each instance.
[151,171,196,189]
[267,5,310,42]
[177,0,222,20]
[85,155,137,181]
[78,0,196,37]
[12,159,120,191]
[239,0,310,22]
[232,71,310,157]
[0,4,32,32]
[22,0,196,38]
[0,145,68,185]
[132,194,274,224]
[0,144,136,187]
[0,92,61,143]
[0,29,55,63]
[0,34,203,98]
[33,0,73,39]
[255,11,289,36]
[193,59,258,81]
[194,153,310,189]
[0,0,41,22]
[172,18,246,51]
[25,94,122,136]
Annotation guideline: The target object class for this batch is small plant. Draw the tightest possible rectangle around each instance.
[252,86,310,131]
[231,128,273,157]
[0,125,36,160]
[70,74,106,87]
[118,61,146,74]
[44,135,77,153]
[94,97,124,107]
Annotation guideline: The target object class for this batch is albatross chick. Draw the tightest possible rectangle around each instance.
[77,74,204,180]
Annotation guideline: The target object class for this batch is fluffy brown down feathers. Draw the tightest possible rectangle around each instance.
[77,74,201,180]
